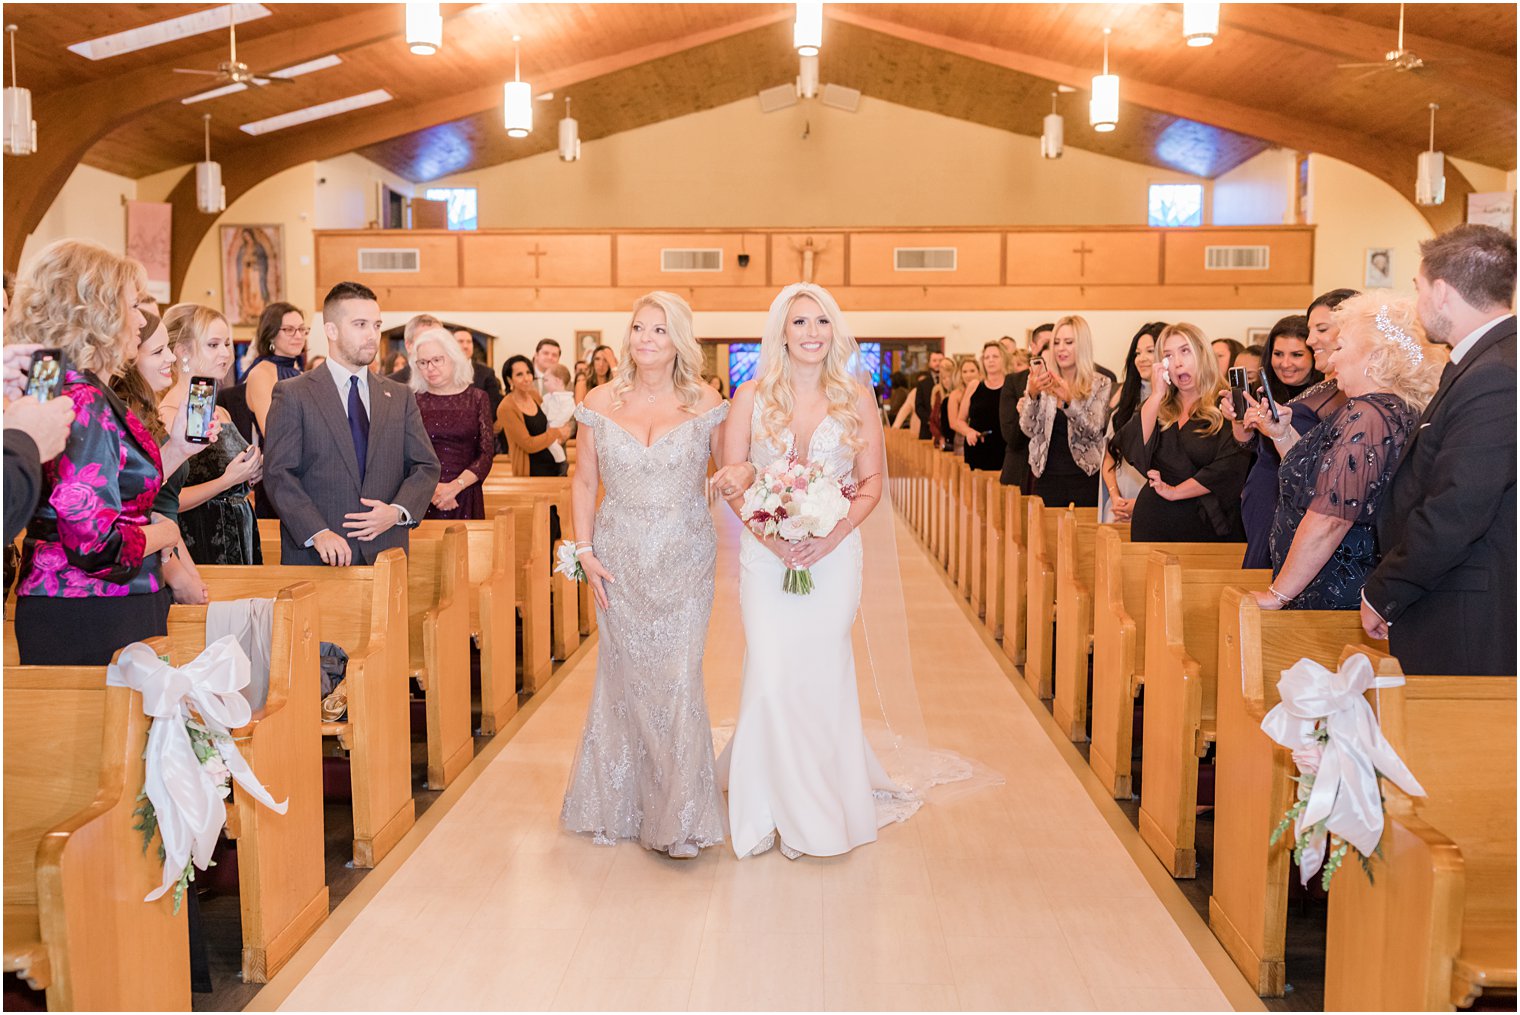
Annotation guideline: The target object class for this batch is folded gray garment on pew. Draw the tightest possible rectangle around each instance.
[207,598,275,711]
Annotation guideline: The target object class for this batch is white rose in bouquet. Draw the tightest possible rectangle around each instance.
[797,481,850,536]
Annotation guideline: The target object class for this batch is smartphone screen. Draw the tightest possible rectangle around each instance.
[23,349,65,402]
[186,377,218,444]
[1227,367,1249,418]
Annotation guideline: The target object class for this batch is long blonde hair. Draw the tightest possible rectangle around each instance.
[753,283,866,452]
[1157,323,1227,435]
[607,291,707,414]
[7,239,147,378]
[1052,315,1098,402]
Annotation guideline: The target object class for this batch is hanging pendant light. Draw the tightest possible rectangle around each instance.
[1090,28,1119,134]
[1041,91,1064,159]
[794,2,822,57]
[1182,3,1220,47]
[558,97,580,161]
[3,25,37,156]
[405,2,442,56]
[503,35,532,138]
[1416,102,1445,206]
[797,53,819,99]
[195,113,225,214]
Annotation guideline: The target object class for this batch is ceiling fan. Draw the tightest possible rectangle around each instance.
[172,8,295,87]
[1336,3,1459,78]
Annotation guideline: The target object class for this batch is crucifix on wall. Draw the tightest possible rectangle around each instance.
[789,236,831,283]
[1072,240,1094,277]
[527,243,548,279]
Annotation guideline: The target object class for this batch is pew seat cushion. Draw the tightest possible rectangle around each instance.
[2,909,49,989]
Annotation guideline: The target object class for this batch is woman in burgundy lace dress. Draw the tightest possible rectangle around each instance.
[411,328,495,520]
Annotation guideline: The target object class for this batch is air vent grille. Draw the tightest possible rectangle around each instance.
[358,247,420,272]
[661,248,723,272]
[1204,245,1270,270]
[894,247,957,271]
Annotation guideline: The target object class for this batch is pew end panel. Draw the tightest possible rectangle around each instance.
[409,524,475,791]
[1000,488,1026,665]
[482,493,553,693]
[468,509,519,735]
[1053,515,1130,743]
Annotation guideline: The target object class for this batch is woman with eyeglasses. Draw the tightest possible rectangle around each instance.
[241,301,307,518]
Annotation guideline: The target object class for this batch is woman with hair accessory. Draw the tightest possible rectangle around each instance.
[1116,323,1249,542]
[1019,315,1113,507]
[561,291,729,859]
[1246,294,1436,611]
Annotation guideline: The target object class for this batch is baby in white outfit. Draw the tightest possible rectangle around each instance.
[541,364,576,465]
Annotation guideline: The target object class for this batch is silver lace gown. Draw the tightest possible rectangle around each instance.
[560,400,729,850]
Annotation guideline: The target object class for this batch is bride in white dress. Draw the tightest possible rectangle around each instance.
[711,283,904,860]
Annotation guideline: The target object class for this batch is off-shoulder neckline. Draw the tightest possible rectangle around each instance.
[578,399,727,450]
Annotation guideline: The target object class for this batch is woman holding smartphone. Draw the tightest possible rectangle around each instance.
[164,304,263,566]
[952,341,1008,472]
[1116,323,1248,542]
[1018,315,1113,507]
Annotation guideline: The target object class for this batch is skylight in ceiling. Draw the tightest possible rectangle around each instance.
[182,54,343,104]
[68,4,272,61]
[239,89,394,136]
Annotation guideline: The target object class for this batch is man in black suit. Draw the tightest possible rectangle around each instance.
[264,282,440,566]
[912,350,945,440]
[1362,224,1516,675]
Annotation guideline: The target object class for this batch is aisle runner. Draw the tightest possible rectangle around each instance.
[272,508,1241,1011]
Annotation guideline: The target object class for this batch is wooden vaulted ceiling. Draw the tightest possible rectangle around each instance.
[3,3,1515,289]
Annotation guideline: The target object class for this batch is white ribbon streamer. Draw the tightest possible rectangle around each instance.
[1260,652,1425,886]
[108,637,289,902]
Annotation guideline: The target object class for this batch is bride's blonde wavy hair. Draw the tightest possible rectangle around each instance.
[754,283,866,453]
[607,291,708,414]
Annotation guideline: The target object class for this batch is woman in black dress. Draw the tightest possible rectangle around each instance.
[952,342,1008,472]
[243,301,307,519]
[1020,315,1113,507]
[1117,323,1248,542]
[411,328,495,520]
[1250,294,1436,611]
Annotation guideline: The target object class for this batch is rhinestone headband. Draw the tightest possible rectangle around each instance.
[1375,305,1424,366]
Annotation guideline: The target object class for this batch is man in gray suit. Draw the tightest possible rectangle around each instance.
[264,282,440,566]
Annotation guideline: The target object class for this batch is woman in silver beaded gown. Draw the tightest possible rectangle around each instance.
[560,292,729,858]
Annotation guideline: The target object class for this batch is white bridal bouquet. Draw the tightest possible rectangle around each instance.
[740,455,855,594]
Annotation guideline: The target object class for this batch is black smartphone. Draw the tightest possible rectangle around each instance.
[185,377,218,444]
[1030,356,1046,374]
[23,348,65,402]
[1259,375,1281,423]
[1227,367,1249,418]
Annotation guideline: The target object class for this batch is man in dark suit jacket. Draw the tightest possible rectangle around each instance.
[999,368,1032,487]
[264,282,441,566]
[912,350,945,440]
[1362,224,1516,675]
[452,328,504,417]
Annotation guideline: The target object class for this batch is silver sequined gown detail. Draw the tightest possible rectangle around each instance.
[560,400,729,850]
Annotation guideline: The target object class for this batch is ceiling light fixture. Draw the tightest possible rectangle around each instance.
[1090,28,1119,133]
[1416,102,1445,206]
[1041,91,1063,159]
[503,35,532,137]
[239,88,392,135]
[405,2,442,56]
[181,53,342,104]
[797,53,819,99]
[4,25,37,156]
[1183,3,1220,47]
[196,114,226,213]
[558,97,580,161]
[68,4,271,60]
[794,2,822,56]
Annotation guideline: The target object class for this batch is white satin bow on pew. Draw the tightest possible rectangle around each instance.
[108,637,289,902]
[1260,652,1425,886]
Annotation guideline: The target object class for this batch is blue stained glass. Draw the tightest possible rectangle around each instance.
[727,341,884,388]
[1148,183,1203,228]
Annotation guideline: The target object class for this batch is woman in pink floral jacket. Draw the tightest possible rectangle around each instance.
[9,240,211,665]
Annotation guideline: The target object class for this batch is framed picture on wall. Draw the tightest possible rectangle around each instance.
[221,224,286,327]
[1467,191,1516,235]
[1364,248,1394,289]
[575,330,601,363]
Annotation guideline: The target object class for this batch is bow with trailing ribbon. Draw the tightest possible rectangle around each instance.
[1260,652,1425,886]
[107,637,288,902]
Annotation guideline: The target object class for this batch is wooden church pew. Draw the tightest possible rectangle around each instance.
[1209,587,1382,996]
[200,551,413,869]
[1024,498,1098,699]
[481,493,553,692]
[404,523,474,790]
[1324,647,1516,1012]
[1138,556,1272,878]
[999,486,1026,665]
[163,584,328,983]
[981,474,1006,641]
[453,508,519,734]
[5,641,189,1011]
[483,478,579,660]
[1088,531,1246,798]
[1051,512,1130,742]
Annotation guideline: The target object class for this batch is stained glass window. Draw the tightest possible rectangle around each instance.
[423,187,478,231]
[727,341,884,388]
[1148,183,1204,228]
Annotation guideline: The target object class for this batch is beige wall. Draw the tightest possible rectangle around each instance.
[1306,153,1435,296]
[429,95,1210,228]
[1212,148,1296,226]
[18,163,138,268]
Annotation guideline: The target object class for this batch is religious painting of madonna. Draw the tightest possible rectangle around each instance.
[220,225,285,327]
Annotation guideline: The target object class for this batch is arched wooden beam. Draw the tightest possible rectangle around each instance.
[829,9,1477,234]
[164,10,791,301]
[3,6,405,271]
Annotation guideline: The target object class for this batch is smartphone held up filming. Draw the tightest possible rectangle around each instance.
[1227,367,1249,418]
[23,348,65,402]
[186,377,218,444]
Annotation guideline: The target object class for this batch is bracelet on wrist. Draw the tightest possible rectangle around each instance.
[1267,584,1294,607]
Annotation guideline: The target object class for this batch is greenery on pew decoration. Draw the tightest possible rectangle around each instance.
[131,719,232,914]
[1269,721,1383,890]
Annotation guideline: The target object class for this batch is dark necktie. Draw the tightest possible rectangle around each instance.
[348,375,369,483]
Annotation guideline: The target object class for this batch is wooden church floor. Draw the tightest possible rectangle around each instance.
[247,509,1265,1012]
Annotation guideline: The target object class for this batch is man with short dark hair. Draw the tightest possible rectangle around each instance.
[912,349,945,440]
[1030,323,1055,359]
[453,327,504,417]
[531,338,562,394]
[264,282,440,566]
[1362,224,1516,674]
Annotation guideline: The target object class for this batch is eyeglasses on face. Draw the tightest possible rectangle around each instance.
[279,325,312,337]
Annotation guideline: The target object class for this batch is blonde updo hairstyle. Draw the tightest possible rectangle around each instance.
[163,302,229,370]
[753,283,866,453]
[1156,322,1228,436]
[6,239,147,378]
[607,291,707,414]
[1331,291,1441,412]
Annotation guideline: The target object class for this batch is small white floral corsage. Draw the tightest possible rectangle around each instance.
[555,540,587,583]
